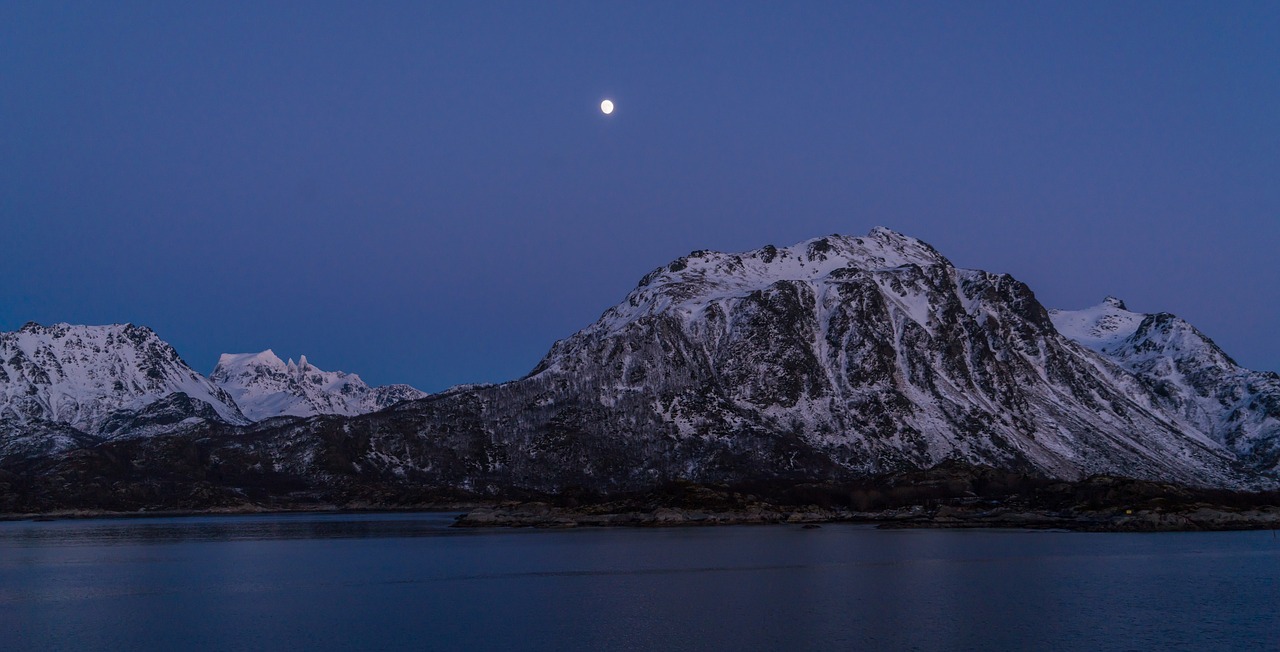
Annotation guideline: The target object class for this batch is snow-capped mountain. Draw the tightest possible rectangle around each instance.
[3,228,1277,507]
[0,322,247,434]
[217,227,1266,492]
[209,350,426,421]
[475,227,1251,488]
[1051,298,1280,471]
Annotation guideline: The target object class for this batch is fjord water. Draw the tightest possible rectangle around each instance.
[1,514,1277,651]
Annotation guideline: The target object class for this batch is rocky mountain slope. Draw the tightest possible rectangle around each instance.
[0,322,248,434]
[2,228,1277,513]
[1050,298,1280,472]
[210,351,427,421]
[329,226,1254,491]
[0,324,427,465]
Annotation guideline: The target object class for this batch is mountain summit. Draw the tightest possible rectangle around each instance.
[1051,299,1280,471]
[496,227,1261,489]
[210,350,426,421]
[0,322,247,433]
[0,324,428,463]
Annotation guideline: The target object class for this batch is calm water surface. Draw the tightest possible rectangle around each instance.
[1,513,1277,651]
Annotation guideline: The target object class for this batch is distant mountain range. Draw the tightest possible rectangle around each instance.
[210,351,425,421]
[2,228,1277,513]
[0,323,423,461]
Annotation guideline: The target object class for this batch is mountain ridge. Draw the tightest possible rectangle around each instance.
[1050,299,1280,471]
[0,324,427,463]
[508,228,1262,489]
[1,228,1276,509]
[209,349,427,421]
[0,322,248,433]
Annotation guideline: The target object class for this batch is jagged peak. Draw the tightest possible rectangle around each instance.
[1103,296,1128,310]
[214,351,340,386]
[865,225,925,247]
[209,349,423,420]
[284,355,314,374]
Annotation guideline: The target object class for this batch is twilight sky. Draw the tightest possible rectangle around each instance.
[2,1,1277,390]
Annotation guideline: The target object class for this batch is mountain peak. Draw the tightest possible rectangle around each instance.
[284,355,313,374]
[609,228,955,335]
[210,351,425,420]
[1048,299,1144,353]
[865,225,918,246]
[639,228,950,287]
[525,228,1274,488]
[0,322,247,432]
[217,350,285,371]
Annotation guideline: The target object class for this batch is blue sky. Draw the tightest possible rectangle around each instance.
[2,1,1277,390]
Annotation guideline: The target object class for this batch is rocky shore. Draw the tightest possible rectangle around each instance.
[452,501,1280,532]
[7,498,1277,533]
[5,463,1279,532]
[452,467,1280,532]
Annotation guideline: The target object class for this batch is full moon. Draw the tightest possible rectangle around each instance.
[600,99,614,115]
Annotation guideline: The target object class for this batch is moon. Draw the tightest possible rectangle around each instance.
[600,99,614,115]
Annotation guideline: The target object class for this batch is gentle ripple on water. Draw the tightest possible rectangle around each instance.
[1,513,1278,651]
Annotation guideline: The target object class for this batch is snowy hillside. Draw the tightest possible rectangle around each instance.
[1047,296,1144,353]
[499,227,1251,488]
[0,322,247,434]
[210,350,426,421]
[1051,300,1280,471]
[229,227,1264,492]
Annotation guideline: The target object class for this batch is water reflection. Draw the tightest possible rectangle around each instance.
[0,518,1277,651]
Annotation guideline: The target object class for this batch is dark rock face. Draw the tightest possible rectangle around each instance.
[2,228,1278,513]
[98,392,226,440]
[0,418,102,467]
[372,384,429,410]
[419,228,1253,491]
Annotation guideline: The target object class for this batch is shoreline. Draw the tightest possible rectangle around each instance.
[450,501,1280,532]
[6,468,1279,532]
[5,501,1279,533]
[0,503,478,523]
